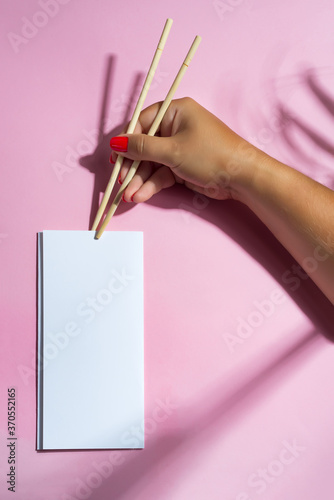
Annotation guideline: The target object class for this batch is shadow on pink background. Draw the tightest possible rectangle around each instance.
[1,0,334,499]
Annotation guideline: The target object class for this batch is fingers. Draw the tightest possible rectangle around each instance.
[121,161,153,199]
[108,98,188,203]
[133,100,178,137]
[117,157,132,184]
[121,165,176,203]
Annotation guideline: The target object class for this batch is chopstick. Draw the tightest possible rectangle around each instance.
[95,35,202,239]
[91,18,173,231]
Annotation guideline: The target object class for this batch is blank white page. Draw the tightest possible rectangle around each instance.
[37,230,144,450]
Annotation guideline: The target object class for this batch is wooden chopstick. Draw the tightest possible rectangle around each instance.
[95,35,202,239]
[91,18,173,231]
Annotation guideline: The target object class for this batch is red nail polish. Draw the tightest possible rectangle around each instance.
[122,193,127,202]
[131,193,135,202]
[118,174,122,185]
[110,136,128,152]
[109,154,115,164]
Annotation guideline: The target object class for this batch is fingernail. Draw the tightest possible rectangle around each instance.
[122,193,127,202]
[110,136,128,152]
[118,174,122,185]
[131,193,135,202]
[109,154,115,164]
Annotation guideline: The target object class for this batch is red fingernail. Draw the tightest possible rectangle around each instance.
[118,174,122,185]
[131,193,135,202]
[122,193,127,202]
[110,136,128,152]
[109,154,115,164]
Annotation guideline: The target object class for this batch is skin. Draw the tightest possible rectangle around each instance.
[110,97,334,305]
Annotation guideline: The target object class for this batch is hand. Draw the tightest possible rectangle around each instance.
[109,97,334,304]
[110,97,262,203]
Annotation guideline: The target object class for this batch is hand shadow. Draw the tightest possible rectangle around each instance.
[277,68,334,188]
[85,64,334,341]
[74,64,334,500]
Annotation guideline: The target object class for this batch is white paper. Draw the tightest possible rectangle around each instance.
[37,230,144,450]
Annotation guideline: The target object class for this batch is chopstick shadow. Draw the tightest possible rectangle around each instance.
[79,54,144,229]
[88,328,321,499]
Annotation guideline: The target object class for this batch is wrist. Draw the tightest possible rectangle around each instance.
[231,145,300,218]
[220,139,267,205]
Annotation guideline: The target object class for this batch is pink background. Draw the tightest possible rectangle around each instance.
[1,0,334,498]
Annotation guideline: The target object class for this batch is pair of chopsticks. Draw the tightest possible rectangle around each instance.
[92,18,201,239]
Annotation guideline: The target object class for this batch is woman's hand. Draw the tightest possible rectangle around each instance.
[110,97,334,304]
[110,97,263,203]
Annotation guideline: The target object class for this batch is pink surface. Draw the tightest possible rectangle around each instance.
[1,0,334,498]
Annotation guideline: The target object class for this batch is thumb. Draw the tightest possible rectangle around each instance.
[110,134,178,168]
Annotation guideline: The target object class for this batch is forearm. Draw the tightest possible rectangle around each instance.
[235,152,334,304]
